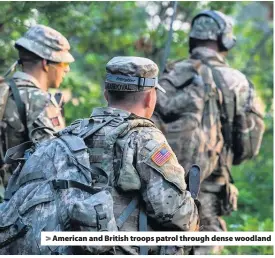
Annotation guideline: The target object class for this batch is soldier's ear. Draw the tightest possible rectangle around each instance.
[104,90,109,102]
[42,59,49,72]
[144,90,153,108]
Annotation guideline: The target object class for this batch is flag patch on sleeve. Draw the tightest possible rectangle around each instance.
[151,144,172,166]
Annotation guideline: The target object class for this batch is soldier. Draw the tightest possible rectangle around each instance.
[0,57,199,255]
[0,24,74,201]
[153,10,265,254]
[93,56,199,254]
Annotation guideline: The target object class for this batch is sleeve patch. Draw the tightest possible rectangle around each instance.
[151,144,172,166]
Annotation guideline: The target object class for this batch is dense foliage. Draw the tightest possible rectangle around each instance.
[0,1,273,255]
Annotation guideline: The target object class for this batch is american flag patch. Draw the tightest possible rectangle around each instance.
[151,145,172,166]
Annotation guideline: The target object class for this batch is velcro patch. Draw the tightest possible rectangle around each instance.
[151,144,172,166]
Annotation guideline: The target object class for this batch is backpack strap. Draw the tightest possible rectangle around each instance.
[204,65,235,184]
[211,68,234,149]
[79,116,125,140]
[51,179,103,194]
[116,196,148,255]
[116,196,139,229]
[4,141,33,164]
[8,79,29,141]
[139,205,148,255]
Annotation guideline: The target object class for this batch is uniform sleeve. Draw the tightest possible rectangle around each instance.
[135,128,199,231]
[23,89,63,142]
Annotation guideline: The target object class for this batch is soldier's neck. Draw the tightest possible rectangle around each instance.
[22,68,48,92]
[108,104,148,118]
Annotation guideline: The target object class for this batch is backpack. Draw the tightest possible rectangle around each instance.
[153,58,224,181]
[208,69,265,165]
[0,114,154,255]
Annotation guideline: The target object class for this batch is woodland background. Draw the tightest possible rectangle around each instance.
[0,1,273,254]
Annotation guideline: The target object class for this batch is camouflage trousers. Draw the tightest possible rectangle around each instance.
[194,189,227,255]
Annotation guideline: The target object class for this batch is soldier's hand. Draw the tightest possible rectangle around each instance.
[189,218,200,231]
[189,199,201,231]
[229,183,239,211]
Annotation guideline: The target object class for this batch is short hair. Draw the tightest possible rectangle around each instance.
[15,45,43,66]
[189,38,221,53]
[106,90,147,106]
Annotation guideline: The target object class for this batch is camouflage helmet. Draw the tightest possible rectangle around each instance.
[190,10,236,50]
[15,24,74,63]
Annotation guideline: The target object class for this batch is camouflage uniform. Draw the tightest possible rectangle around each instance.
[87,107,198,255]
[0,57,199,255]
[101,57,199,254]
[0,25,74,201]
[153,11,264,255]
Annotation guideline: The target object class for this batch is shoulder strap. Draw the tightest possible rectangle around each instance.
[8,79,29,141]
[207,65,235,150]
[139,204,148,255]
[116,196,148,255]
[191,55,234,149]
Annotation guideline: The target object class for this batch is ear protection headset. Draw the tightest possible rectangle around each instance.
[191,10,236,50]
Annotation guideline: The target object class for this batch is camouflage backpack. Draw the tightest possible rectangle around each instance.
[0,114,154,255]
[153,57,224,181]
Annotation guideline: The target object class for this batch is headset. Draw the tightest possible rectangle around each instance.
[191,10,236,51]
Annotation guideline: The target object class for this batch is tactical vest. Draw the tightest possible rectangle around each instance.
[84,113,160,254]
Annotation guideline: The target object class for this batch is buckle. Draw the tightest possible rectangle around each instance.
[138,77,145,86]
[109,116,124,126]
[14,218,27,231]
[52,179,68,190]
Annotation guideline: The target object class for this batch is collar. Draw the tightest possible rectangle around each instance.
[12,71,41,89]
[91,107,131,118]
[191,47,226,64]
